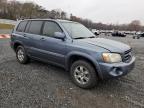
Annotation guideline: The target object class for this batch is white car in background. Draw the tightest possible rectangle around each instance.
[91,29,100,35]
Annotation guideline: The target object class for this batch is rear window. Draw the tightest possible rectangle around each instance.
[28,21,43,35]
[16,21,27,32]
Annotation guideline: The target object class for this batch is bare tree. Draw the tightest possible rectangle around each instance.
[0,0,144,32]
[61,11,66,19]
[129,20,141,31]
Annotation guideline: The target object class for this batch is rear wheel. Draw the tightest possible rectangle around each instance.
[70,60,98,89]
[16,46,29,64]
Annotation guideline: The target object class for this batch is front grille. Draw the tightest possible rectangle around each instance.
[123,49,132,63]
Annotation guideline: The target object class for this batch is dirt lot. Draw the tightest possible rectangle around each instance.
[0,35,144,108]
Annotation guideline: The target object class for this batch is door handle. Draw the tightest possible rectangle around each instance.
[23,34,27,37]
[40,37,45,41]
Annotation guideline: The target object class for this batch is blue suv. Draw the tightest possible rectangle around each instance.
[10,19,135,89]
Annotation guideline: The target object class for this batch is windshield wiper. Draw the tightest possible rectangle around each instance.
[88,36,96,38]
[74,37,87,39]
[74,36,96,39]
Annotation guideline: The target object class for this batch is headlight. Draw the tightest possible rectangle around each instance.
[102,53,122,63]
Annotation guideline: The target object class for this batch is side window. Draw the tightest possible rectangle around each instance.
[28,21,43,35]
[16,21,27,32]
[25,21,31,33]
[42,21,63,37]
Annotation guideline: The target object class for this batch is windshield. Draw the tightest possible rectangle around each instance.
[61,22,95,39]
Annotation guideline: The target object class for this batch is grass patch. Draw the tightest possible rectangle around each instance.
[0,23,15,29]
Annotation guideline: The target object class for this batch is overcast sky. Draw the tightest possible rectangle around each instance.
[17,0,144,25]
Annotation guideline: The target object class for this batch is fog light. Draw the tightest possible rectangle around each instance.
[109,67,123,76]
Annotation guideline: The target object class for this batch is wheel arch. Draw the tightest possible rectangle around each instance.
[66,52,103,79]
[13,41,23,52]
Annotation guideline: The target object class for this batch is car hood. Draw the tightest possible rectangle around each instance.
[77,38,131,53]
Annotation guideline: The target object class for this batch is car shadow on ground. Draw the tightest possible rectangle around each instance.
[29,59,125,91]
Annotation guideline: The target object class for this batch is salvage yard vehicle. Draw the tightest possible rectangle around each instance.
[133,35,140,39]
[112,31,126,37]
[10,19,135,89]
[91,29,100,35]
[133,32,144,39]
[140,32,144,37]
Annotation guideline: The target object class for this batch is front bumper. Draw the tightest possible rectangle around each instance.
[98,56,135,79]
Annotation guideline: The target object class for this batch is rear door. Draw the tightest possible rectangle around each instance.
[24,20,44,58]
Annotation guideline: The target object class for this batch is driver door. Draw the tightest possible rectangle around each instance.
[39,21,66,67]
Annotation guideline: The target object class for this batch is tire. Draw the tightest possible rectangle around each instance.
[70,60,98,89]
[137,36,140,39]
[16,46,29,64]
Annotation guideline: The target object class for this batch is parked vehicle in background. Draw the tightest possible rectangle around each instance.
[136,31,142,35]
[91,29,100,35]
[140,32,144,37]
[10,19,135,89]
[133,32,144,39]
[112,31,126,37]
[133,35,140,39]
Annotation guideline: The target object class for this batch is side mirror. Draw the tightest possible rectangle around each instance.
[54,32,65,40]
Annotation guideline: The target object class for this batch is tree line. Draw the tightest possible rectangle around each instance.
[0,0,143,31]
[70,14,144,32]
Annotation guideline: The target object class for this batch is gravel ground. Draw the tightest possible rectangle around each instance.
[0,35,144,108]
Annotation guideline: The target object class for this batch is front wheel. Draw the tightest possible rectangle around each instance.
[70,60,98,89]
[16,46,29,64]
